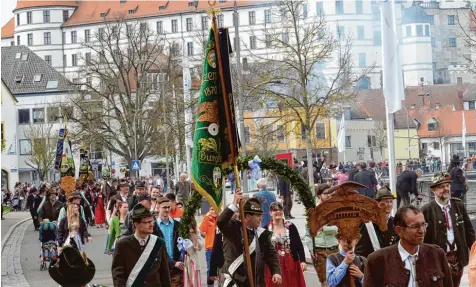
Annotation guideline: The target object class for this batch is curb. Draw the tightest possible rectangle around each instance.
[1,217,31,251]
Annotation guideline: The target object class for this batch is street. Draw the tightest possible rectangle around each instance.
[0,190,473,286]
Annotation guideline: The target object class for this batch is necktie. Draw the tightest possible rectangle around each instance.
[409,255,418,287]
[140,239,146,246]
[443,206,451,230]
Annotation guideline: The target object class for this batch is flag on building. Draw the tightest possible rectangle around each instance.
[463,111,466,156]
[191,20,239,211]
[337,113,346,153]
[380,0,404,113]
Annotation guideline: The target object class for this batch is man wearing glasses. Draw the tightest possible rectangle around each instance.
[364,206,453,286]
[422,173,476,286]
[112,203,171,287]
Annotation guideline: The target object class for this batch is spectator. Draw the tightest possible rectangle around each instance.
[348,162,361,182]
[199,207,218,286]
[27,186,42,230]
[448,154,467,200]
[253,178,277,227]
[353,162,378,198]
[175,173,191,203]
[228,172,236,194]
[165,193,184,220]
[277,176,294,219]
[396,168,422,207]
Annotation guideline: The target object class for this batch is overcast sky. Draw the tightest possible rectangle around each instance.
[2,0,17,26]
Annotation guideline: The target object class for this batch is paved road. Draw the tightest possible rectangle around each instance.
[4,192,475,286]
[1,211,30,239]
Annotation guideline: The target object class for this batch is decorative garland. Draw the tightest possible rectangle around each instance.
[179,155,316,237]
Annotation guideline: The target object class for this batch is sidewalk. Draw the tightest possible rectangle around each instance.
[1,211,30,240]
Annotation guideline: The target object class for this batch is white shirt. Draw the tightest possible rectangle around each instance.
[398,241,420,287]
[228,203,238,213]
[435,200,455,250]
[134,234,150,246]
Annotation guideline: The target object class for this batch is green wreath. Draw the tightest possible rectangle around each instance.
[179,155,316,237]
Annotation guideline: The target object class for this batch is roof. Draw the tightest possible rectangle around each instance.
[403,83,467,110]
[402,4,431,24]
[1,45,75,95]
[463,84,476,101]
[1,17,14,39]
[1,79,19,103]
[14,1,79,11]
[63,0,263,27]
[410,106,476,138]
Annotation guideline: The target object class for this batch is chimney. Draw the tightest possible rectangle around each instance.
[458,90,464,110]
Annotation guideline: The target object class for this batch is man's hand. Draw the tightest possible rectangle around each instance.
[349,264,364,280]
[210,276,218,281]
[343,251,355,265]
[300,262,307,271]
[86,237,93,243]
[233,190,243,205]
[417,194,423,200]
[175,261,185,270]
[107,250,111,256]
[272,274,282,284]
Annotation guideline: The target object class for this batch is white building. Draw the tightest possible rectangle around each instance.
[1,80,19,191]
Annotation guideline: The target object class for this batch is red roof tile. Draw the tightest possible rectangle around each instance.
[1,17,14,39]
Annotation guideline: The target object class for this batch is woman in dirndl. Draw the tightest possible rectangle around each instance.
[58,203,91,253]
[183,219,203,287]
[105,201,128,255]
[265,202,306,287]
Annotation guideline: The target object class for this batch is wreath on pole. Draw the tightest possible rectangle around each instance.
[180,155,316,237]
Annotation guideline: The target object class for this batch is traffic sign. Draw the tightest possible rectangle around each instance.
[132,160,141,171]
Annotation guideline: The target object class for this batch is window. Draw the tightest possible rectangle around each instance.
[469,101,475,110]
[356,0,363,14]
[358,77,370,89]
[301,125,307,140]
[421,142,428,150]
[249,36,256,49]
[172,19,178,33]
[44,32,51,45]
[425,25,430,36]
[433,142,440,150]
[47,107,60,122]
[186,18,193,31]
[316,123,326,139]
[27,12,32,24]
[99,28,105,40]
[302,3,308,18]
[244,126,251,144]
[367,135,376,147]
[265,34,272,47]
[249,11,256,25]
[428,15,434,25]
[406,26,411,37]
[18,109,30,124]
[357,26,364,40]
[10,41,14,46]
[33,108,45,123]
[316,2,324,16]
[62,106,74,120]
[85,52,91,64]
[85,29,90,42]
[277,125,284,141]
[72,54,77,66]
[187,42,194,56]
[27,33,33,46]
[201,17,208,31]
[19,140,32,155]
[63,54,67,66]
[17,35,20,45]
[448,15,455,25]
[358,53,366,67]
[281,32,289,43]
[128,9,135,14]
[218,14,224,28]
[62,32,66,44]
[43,10,50,23]
[120,0,126,3]
[337,26,345,40]
[156,21,163,34]
[17,14,20,26]
[431,37,436,47]
[72,78,80,85]
[99,51,106,63]
[46,80,58,89]
[265,9,271,23]
[34,74,42,82]
[45,55,52,65]
[416,25,423,36]
[373,31,381,46]
[428,123,437,131]
[63,10,69,21]
[70,31,77,43]
[140,23,147,34]
[449,38,456,47]
[86,77,92,86]
[336,1,344,14]
[345,136,351,148]
[450,61,458,66]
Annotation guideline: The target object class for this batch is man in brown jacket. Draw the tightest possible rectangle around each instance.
[38,188,63,223]
[422,172,476,286]
[364,205,453,287]
[217,190,281,287]
[112,203,171,287]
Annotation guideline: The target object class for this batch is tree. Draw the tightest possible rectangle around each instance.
[457,7,476,75]
[372,121,388,158]
[23,122,57,181]
[67,16,180,169]
[249,0,371,187]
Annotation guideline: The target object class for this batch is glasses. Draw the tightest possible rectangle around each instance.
[140,220,154,225]
[403,222,428,230]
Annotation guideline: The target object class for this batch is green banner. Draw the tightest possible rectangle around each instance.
[192,26,232,211]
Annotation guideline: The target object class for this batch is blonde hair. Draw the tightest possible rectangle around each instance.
[67,204,80,231]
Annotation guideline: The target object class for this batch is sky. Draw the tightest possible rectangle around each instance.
[2,0,17,26]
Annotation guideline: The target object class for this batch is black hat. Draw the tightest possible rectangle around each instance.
[375,185,395,201]
[131,203,153,220]
[451,154,460,163]
[135,181,146,188]
[48,246,95,287]
[118,179,129,187]
[243,198,263,215]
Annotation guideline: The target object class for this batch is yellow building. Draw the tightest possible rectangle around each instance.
[394,128,420,162]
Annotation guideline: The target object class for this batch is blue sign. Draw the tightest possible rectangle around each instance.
[131,160,141,171]
[10,169,17,173]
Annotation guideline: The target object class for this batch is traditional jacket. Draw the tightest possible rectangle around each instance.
[364,243,453,287]
[38,200,63,222]
[422,199,476,267]
[217,206,281,287]
[355,216,399,258]
[112,235,171,287]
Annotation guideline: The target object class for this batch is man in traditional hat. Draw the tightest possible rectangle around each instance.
[128,180,147,211]
[355,185,399,258]
[38,187,64,223]
[123,193,154,236]
[117,179,131,204]
[422,172,475,286]
[57,191,87,224]
[112,203,171,287]
[217,190,282,287]
[364,205,453,286]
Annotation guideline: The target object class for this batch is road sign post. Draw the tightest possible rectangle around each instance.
[132,160,141,178]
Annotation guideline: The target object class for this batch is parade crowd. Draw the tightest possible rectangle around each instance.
[3,152,476,287]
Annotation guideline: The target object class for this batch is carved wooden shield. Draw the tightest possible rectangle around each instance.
[308,182,388,242]
[61,176,76,198]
